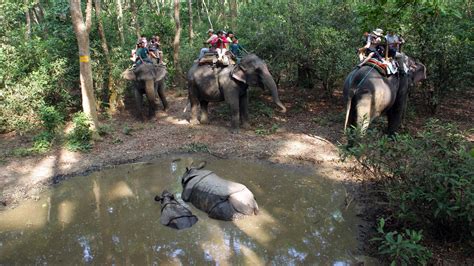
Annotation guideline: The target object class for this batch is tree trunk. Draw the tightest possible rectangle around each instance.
[70,0,99,131]
[94,0,118,114]
[131,0,141,39]
[202,0,213,29]
[187,0,194,43]
[229,0,237,30]
[116,0,125,45]
[172,0,182,84]
[25,7,31,40]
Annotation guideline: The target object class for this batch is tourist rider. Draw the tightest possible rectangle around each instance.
[211,30,229,64]
[135,40,152,67]
[199,29,218,59]
[358,28,384,67]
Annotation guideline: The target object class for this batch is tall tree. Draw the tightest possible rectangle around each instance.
[229,0,237,30]
[131,0,141,38]
[25,5,31,40]
[116,0,125,45]
[172,0,182,83]
[188,0,194,43]
[94,0,117,114]
[70,0,99,130]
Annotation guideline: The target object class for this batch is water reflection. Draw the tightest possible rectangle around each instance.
[0,156,369,264]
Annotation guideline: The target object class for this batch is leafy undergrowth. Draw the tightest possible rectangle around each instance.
[340,119,474,264]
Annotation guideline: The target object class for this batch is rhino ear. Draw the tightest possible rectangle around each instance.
[197,161,206,169]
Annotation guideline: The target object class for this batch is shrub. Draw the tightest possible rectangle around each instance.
[340,119,474,242]
[372,218,432,266]
[66,112,93,152]
[39,105,63,133]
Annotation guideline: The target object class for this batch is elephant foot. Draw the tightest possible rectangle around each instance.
[200,118,209,124]
[189,119,200,125]
[230,127,240,134]
[241,122,251,130]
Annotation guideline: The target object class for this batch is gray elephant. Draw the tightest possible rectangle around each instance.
[187,54,286,132]
[122,63,168,119]
[181,165,259,221]
[343,54,426,135]
[154,190,198,230]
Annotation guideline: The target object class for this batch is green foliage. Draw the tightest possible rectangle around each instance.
[66,112,93,152]
[237,1,356,94]
[372,218,432,266]
[340,119,474,242]
[39,105,63,133]
[255,123,279,136]
[184,142,209,153]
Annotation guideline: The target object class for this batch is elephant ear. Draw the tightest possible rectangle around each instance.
[231,65,247,84]
[122,68,136,81]
[154,65,167,81]
[410,62,427,85]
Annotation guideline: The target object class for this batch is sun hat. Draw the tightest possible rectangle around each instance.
[207,29,214,33]
[373,28,384,37]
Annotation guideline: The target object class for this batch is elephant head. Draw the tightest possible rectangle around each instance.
[231,54,286,113]
[406,58,426,86]
[122,64,167,82]
[122,63,169,119]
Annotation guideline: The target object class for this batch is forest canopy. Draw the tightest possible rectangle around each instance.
[0,0,472,133]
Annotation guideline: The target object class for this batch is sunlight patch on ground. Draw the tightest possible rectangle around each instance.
[28,156,57,184]
[161,116,189,125]
[274,133,340,162]
[58,148,82,172]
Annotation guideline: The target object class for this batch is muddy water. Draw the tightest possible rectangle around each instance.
[0,157,365,265]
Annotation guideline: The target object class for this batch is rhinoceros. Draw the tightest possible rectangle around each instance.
[181,166,259,221]
[155,190,198,230]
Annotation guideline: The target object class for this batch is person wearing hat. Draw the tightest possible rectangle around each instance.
[357,28,384,67]
[135,39,152,67]
[198,29,218,59]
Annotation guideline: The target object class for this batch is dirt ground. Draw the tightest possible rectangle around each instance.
[0,86,472,263]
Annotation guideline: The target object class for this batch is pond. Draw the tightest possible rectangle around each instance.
[0,156,368,265]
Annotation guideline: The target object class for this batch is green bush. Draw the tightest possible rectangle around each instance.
[39,105,63,133]
[340,119,474,242]
[66,112,93,152]
[372,218,432,266]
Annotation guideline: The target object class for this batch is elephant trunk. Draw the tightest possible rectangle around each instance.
[261,69,286,113]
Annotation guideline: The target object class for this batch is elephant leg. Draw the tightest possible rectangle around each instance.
[156,80,169,112]
[239,92,250,129]
[200,100,209,124]
[133,84,145,120]
[355,93,372,134]
[387,91,408,136]
[145,79,157,117]
[224,90,240,132]
[188,85,200,125]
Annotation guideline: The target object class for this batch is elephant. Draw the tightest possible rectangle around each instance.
[122,63,168,119]
[187,54,287,132]
[181,165,259,221]
[154,190,198,230]
[343,54,426,135]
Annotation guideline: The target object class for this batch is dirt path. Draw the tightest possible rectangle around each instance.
[0,89,351,206]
